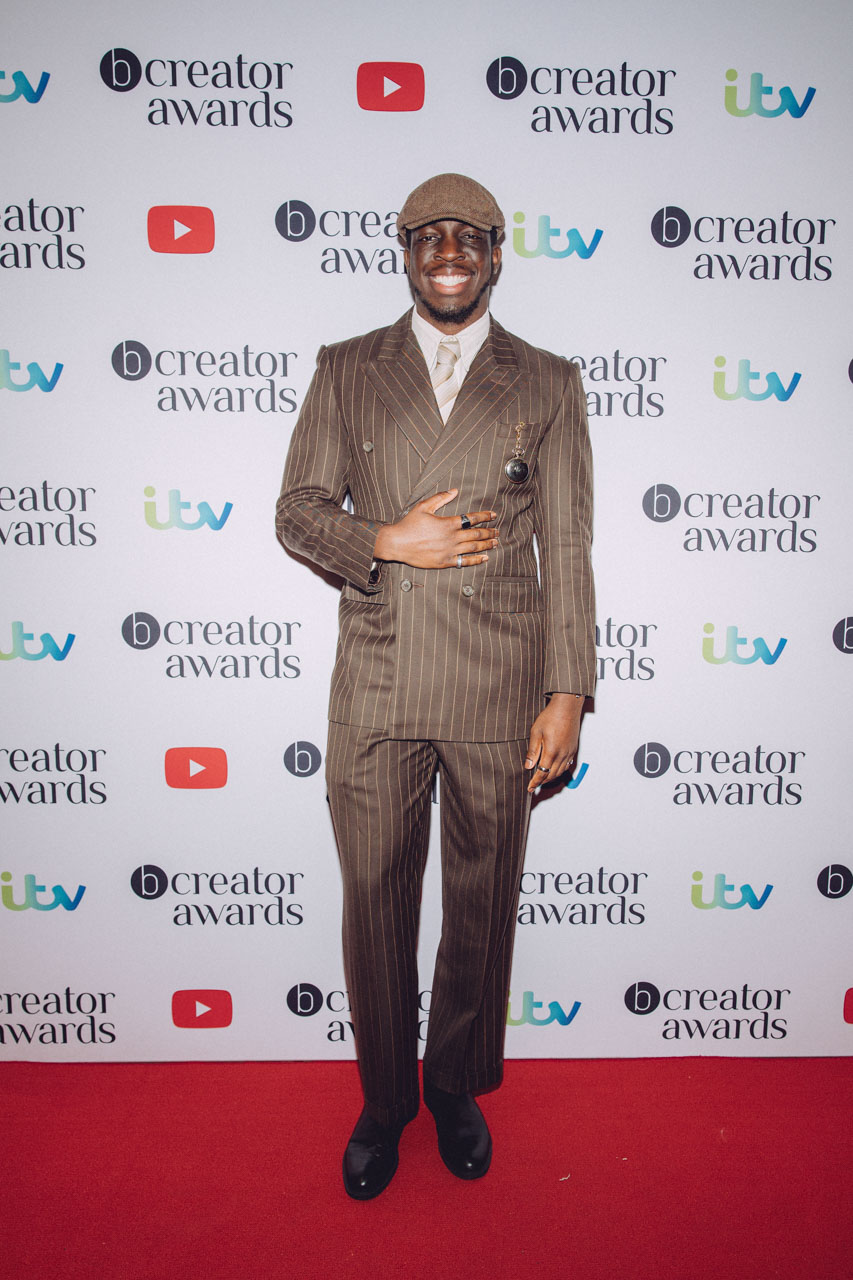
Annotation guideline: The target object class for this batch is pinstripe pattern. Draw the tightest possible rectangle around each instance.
[326,724,531,1127]
[276,311,596,739]
[277,308,595,1123]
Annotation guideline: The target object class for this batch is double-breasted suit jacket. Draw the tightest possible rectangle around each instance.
[277,309,595,1118]
[276,310,596,735]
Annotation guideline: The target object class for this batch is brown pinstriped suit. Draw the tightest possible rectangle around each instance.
[276,309,595,1127]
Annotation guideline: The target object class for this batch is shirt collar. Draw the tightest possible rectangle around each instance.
[411,307,491,375]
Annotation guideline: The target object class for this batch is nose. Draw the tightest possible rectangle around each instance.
[435,231,464,260]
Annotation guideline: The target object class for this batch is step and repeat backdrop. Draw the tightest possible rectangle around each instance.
[4,0,852,1061]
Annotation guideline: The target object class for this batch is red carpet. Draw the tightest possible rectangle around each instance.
[6,1058,851,1279]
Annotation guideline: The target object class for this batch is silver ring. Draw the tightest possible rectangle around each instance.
[536,765,550,773]
[456,554,464,569]
[459,513,472,529]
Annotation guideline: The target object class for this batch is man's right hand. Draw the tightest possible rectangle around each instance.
[373,489,499,569]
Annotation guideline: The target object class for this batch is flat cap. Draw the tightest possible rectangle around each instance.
[397,173,504,236]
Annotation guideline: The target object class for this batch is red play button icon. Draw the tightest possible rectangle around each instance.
[164,747,228,789]
[172,989,233,1028]
[356,62,425,111]
[148,205,215,253]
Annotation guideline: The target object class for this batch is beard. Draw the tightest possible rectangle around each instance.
[411,278,491,328]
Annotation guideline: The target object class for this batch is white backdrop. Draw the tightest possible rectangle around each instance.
[4,0,852,1061]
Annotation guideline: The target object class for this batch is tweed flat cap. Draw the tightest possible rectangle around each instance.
[397,173,505,235]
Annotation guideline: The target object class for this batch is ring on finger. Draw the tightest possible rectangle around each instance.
[460,513,472,529]
[536,764,550,773]
[456,554,464,569]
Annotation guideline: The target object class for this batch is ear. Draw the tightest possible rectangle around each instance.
[491,244,502,275]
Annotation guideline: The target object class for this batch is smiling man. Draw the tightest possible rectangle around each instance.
[276,173,595,1199]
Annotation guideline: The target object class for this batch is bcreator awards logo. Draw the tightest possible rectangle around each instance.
[131,863,304,927]
[274,198,404,274]
[99,48,293,128]
[642,483,820,554]
[486,55,675,135]
[0,988,116,1047]
[633,740,804,806]
[0,483,96,548]
[650,205,834,281]
[120,610,300,679]
[624,980,790,1040]
[111,339,298,414]
[0,199,85,270]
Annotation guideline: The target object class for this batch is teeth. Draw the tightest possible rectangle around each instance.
[433,274,467,284]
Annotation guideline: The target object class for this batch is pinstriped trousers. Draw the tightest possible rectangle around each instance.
[326,722,533,1128]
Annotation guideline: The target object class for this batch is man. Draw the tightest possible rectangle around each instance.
[276,173,595,1198]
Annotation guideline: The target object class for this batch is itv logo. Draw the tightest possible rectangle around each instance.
[0,350,63,392]
[144,487,232,531]
[1,871,85,911]
[0,622,75,661]
[506,992,580,1026]
[512,213,602,259]
[0,70,50,103]
[702,624,786,666]
[724,69,815,118]
[713,357,800,401]
[691,872,773,910]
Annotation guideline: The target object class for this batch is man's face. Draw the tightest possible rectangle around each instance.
[404,219,501,332]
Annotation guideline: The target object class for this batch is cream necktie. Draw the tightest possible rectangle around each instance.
[431,337,461,422]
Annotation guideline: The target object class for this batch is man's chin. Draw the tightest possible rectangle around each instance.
[414,290,486,327]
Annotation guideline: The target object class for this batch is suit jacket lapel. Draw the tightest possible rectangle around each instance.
[361,312,444,461]
[407,319,525,504]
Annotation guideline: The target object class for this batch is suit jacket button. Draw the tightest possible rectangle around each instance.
[462,584,475,597]
[362,440,374,452]
[401,579,413,592]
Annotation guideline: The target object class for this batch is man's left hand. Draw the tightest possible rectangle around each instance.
[524,693,584,794]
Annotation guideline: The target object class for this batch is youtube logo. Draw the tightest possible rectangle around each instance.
[147,205,215,253]
[172,989,232,1029]
[165,747,228,789]
[357,62,424,112]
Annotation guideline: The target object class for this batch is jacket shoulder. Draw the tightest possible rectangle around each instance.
[493,320,579,389]
[317,313,409,368]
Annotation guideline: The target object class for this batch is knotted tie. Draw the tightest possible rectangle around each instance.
[431,337,461,422]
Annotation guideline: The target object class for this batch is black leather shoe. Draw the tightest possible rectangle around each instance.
[342,1108,405,1200]
[424,1079,492,1180]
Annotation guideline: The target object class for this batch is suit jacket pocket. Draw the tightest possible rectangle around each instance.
[480,577,541,614]
[341,580,390,605]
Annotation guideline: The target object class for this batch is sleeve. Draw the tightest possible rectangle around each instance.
[275,346,385,592]
[532,357,597,698]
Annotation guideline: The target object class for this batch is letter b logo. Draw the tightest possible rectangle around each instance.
[283,741,322,777]
[486,56,527,100]
[286,983,323,1016]
[624,981,661,1015]
[121,611,161,649]
[111,341,151,381]
[275,200,316,243]
[817,864,853,899]
[651,206,691,248]
[832,618,853,653]
[642,483,681,523]
[130,864,168,899]
[99,48,142,92]
[633,742,671,778]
